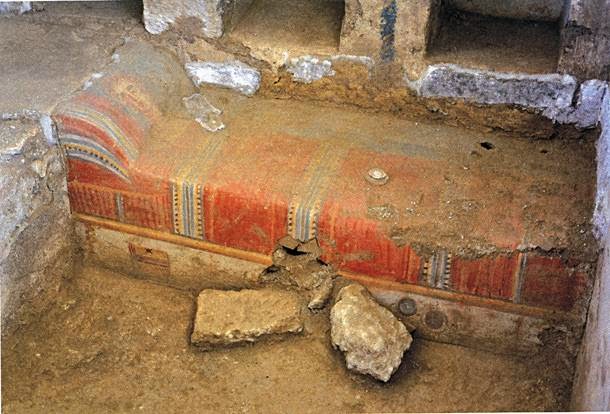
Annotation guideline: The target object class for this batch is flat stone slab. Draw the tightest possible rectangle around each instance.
[417,64,577,113]
[191,288,304,349]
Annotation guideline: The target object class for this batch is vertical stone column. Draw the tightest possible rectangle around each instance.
[142,0,227,38]
[395,0,441,80]
[339,0,384,57]
[558,0,610,80]
[339,0,442,80]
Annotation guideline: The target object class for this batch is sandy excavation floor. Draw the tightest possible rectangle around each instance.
[2,264,572,413]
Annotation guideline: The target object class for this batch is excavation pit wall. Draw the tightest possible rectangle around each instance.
[0,0,607,402]
[0,113,75,333]
[166,24,608,140]
[571,87,610,411]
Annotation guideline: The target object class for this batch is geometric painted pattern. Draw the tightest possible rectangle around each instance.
[171,181,204,239]
[288,142,349,242]
[54,42,592,315]
[422,250,452,289]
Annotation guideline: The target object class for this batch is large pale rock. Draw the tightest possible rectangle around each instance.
[191,288,303,349]
[331,284,412,382]
[547,80,608,129]
[417,64,577,114]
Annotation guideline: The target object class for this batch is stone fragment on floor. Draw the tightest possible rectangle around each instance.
[191,288,304,349]
[307,275,334,310]
[330,283,413,382]
[263,237,336,310]
[183,93,225,132]
[185,61,261,96]
[0,2,32,15]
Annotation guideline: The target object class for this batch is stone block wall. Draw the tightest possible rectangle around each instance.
[559,0,610,81]
[141,0,608,80]
[0,113,73,332]
[139,0,609,138]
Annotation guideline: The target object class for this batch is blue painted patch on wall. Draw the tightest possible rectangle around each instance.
[380,0,397,62]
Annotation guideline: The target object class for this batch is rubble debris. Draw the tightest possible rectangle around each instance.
[183,93,225,132]
[191,288,303,349]
[185,61,261,96]
[307,275,334,310]
[287,56,336,84]
[0,2,32,15]
[330,283,412,382]
[262,236,336,310]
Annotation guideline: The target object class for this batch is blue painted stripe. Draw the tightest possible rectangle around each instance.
[115,193,125,222]
[380,0,397,62]
[63,108,138,160]
[61,134,126,169]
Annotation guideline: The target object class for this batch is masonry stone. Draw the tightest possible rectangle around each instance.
[558,0,610,81]
[330,283,412,382]
[549,80,608,129]
[143,0,225,38]
[191,288,304,349]
[0,2,32,15]
[418,64,577,111]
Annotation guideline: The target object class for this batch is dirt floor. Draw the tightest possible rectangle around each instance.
[2,264,572,413]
